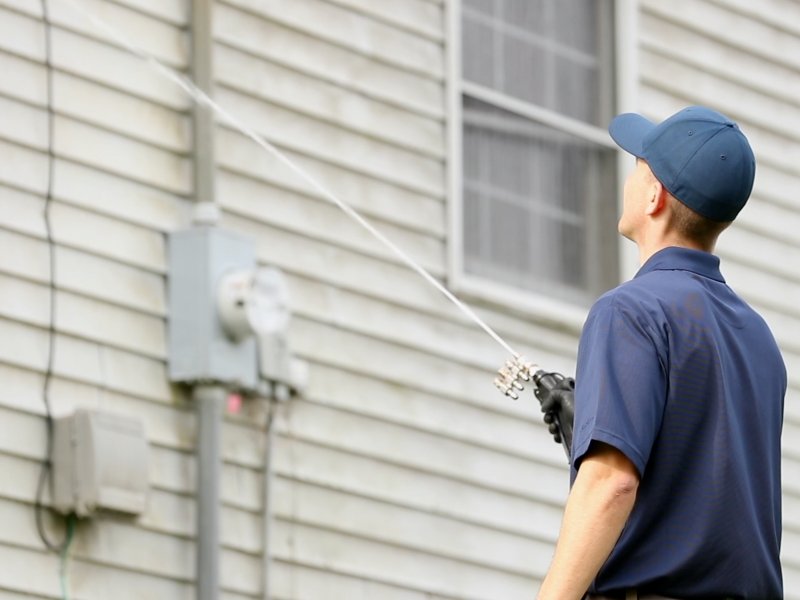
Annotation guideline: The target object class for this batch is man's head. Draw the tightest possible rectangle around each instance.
[609,106,755,249]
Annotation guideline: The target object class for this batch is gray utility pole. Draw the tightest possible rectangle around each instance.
[190,1,220,598]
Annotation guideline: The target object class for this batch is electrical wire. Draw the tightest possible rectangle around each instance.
[35,0,71,555]
[53,0,520,359]
[59,514,77,600]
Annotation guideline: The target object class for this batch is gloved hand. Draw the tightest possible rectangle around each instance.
[533,372,575,451]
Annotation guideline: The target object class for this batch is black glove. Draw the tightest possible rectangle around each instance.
[533,372,575,457]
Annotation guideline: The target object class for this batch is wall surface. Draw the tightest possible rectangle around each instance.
[0,0,796,598]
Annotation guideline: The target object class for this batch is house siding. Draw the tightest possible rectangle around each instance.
[0,0,797,598]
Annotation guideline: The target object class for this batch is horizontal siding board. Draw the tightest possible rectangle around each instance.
[52,201,166,273]
[109,0,189,26]
[0,6,47,62]
[0,94,47,150]
[0,274,166,359]
[218,171,444,275]
[0,139,47,195]
[0,224,166,316]
[325,0,443,40]
[216,135,445,233]
[43,0,188,67]
[0,184,46,239]
[54,159,187,231]
[214,43,444,158]
[639,12,800,107]
[753,162,800,211]
[718,226,800,284]
[57,246,167,315]
[706,0,800,37]
[0,318,173,403]
[0,495,195,581]
[0,51,46,106]
[55,71,191,153]
[272,477,553,575]
[270,521,538,600]
[288,315,574,410]
[303,360,547,452]
[214,3,443,119]
[221,0,443,79]
[215,92,443,198]
[287,274,574,373]
[738,193,800,246]
[0,544,193,599]
[269,560,440,600]
[226,212,452,312]
[53,26,191,110]
[272,437,563,550]
[641,0,800,72]
[276,399,569,504]
[55,116,191,195]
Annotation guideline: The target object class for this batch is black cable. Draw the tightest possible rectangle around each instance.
[35,0,70,554]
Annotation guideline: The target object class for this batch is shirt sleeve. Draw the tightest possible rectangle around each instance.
[571,293,668,479]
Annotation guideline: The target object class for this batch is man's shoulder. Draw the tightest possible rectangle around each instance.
[590,276,663,315]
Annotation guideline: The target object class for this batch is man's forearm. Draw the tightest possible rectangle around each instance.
[537,444,639,600]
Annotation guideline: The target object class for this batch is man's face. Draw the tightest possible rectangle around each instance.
[618,158,655,242]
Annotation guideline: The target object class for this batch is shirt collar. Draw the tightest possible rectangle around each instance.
[635,246,726,283]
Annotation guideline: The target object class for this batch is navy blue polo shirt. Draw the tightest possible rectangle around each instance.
[572,246,785,598]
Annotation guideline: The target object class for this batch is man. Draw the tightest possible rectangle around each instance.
[538,106,786,599]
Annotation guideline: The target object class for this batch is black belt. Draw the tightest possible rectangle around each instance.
[587,595,676,600]
[588,594,732,600]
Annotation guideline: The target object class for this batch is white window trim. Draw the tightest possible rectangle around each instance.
[445,0,640,332]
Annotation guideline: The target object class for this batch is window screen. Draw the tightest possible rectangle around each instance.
[460,0,618,304]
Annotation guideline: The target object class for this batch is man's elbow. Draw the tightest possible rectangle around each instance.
[580,442,640,502]
[611,471,638,501]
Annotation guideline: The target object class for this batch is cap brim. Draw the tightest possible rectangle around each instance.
[608,113,656,157]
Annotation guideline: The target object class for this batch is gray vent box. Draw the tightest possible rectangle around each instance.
[168,227,258,388]
[52,410,149,517]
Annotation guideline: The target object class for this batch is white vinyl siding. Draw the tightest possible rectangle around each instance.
[212,1,579,596]
[0,0,797,598]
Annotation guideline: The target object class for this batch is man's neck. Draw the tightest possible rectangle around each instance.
[637,237,712,266]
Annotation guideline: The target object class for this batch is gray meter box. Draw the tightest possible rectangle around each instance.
[52,410,149,517]
[168,227,258,388]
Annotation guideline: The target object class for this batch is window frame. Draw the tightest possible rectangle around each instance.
[446,0,640,329]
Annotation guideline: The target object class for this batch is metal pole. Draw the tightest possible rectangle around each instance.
[190,0,220,596]
[194,384,225,600]
[191,0,216,209]
[261,397,277,600]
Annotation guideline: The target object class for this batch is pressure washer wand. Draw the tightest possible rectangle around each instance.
[494,357,575,461]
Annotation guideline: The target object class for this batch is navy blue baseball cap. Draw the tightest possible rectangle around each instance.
[609,106,756,222]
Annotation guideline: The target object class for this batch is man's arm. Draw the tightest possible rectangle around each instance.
[537,442,640,600]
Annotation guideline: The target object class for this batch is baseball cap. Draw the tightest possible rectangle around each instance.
[609,106,755,222]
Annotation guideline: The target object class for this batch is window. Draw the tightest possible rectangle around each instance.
[453,0,620,308]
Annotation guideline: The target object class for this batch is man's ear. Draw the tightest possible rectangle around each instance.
[645,179,667,216]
